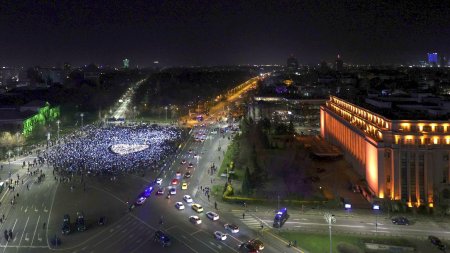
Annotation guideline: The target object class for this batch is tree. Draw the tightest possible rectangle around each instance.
[288,121,295,134]
[242,167,252,195]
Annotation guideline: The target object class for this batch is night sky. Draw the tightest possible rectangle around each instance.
[1,0,449,67]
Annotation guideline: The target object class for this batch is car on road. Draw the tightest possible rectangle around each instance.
[213,231,227,241]
[192,203,203,213]
[181,182,188,190]
[171,179,179,185]
[156,178,163,185]
[239,242,259,253]
[183,195,193,203]
[62,214,71,235]
[153,230,171,247]
[169,188,176,195]
[193,153,199,158]
[135,196,146,205]
[180,159,186,164]
[248,239,264,251]
[98,216,107,226]
[224,223,239,233]
[206,211,219,221]
[76,212,86,232]
[188,149,192,154]
[189,216,202,225]
[429,235,446,250]
[175,202,185,210]
[142,186,153,197]
[156,188,165,195]
[391,217,409,225]
[176,171,182,177]
[184,171,192,178]
[188,163,194,168]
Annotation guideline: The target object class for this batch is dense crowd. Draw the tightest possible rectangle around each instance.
[44,124,181,175]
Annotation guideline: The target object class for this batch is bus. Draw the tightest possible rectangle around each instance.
[273,207,289,228]
[0,182,4,192]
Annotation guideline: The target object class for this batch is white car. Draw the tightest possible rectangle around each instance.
[213,231,227,241]
[189,215,202,225]
[206,211,219,221]
[156,178,163,185]
[183,195,193,203]
[169,188,177,195]
[135,197,146,205]
[224,223,239,233]
[175,202,185,210]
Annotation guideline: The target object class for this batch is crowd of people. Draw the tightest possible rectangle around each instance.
[44,124,181,176]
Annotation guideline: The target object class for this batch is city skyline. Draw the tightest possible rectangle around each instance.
[0,0,449,67]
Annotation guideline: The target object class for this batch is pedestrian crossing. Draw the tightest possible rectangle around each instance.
[230,210,270,230]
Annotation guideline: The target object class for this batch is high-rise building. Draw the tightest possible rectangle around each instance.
[335,54,344,72]
[321,95,450,207]
[123,58,130,69]
[286,55,299,72]
[428,53,438,66]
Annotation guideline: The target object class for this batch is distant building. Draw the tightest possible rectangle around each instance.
[0,67,20,86]
[428,52,438,66]
[335,54,344,72]
[321,95,450,207]
[36,67,64,85]
[123,58,130,69]
[286,55,298,72]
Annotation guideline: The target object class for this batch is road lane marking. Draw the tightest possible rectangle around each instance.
[19,216,30,244]
[31,215,40,246]
[190,229,202,235]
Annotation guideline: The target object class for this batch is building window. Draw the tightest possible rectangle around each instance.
[387,175,391,183]
[423,126,432,132]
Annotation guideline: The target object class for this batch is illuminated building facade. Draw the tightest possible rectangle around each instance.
[321,96,450,207]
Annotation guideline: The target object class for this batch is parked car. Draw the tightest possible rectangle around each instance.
[429,235,446,250]
[391,217,409,225]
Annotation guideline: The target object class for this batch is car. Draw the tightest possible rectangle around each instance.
[169,188,176,195]
[188,163,194,168]
[213,231,227,241]
[98,216,107,226]
[156,178,163,185]
[181,182,188,190]
[142,186,153,197]
[176,171,182,177]
[184,171,191,178]
[206,211,219,221]
[191,203,203,213]
[135,196,146,205]
[248,239,264,251]
[76,212,86,232]
[193,153,199,158]
[391,217,409,225]
[62,214,71,235]
[429,235,446,250]
[188,149,192,154]
[171,179,179,185]
[183,195,193,203]
[175,202,185,210]
[180,159,186,164]
[153,230,171,247]
[189,215,202,225]
[224,223,239,233]
[239,242,259,253]
[156,188,165,195]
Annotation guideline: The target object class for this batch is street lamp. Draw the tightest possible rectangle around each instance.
[165,106,168,122]
[56,120,61,140]
[7,150,12,171]
[324,213,336,253]
[80,113,84,128]
[373,204,380,233]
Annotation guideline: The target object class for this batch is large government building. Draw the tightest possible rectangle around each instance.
[320,95,450,207]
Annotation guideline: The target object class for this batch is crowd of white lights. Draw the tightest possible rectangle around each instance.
[46,124,180,173]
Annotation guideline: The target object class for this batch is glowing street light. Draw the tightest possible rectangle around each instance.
[56,120,61,139]
[80,113,84,128]
[324,213,336,253]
